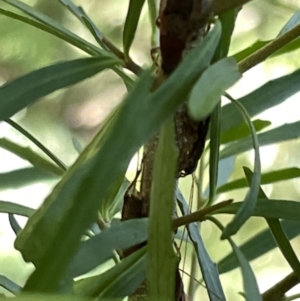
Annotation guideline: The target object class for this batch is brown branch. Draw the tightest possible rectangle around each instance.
[262,272,300,301]
[212,0,253,16]
[172,199,233,229]
[238,23,300,73]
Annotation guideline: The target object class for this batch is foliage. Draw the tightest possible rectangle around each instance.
[0,0,300,300]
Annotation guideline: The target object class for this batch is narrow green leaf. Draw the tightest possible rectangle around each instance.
[0,139,63,176]
[0,201,34,217]
[74,247,146,299]
[176,189,226,301]
[0,168,58,190]
[217,167,300,194]
[222,95,261,239]
[0,57,119,120]
[210,218,262,301]
[148,119,178,301]
[220,121,300,159]
[20,23,221,293]
[214,199,300,221]
[220,119,271,145]
[188,57,241,121]
[123,0,146,58]
[1,0,107,56]
[0,275,21,294]
[221,68,300,132]
[67,219,148,278]
[218,220,300,274]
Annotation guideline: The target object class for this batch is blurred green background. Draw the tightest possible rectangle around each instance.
[0,0,300,299]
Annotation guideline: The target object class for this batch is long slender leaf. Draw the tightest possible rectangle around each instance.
[67,218,148,278]
[210,217,262,301]
[0,201,34,217]
[0,168,58,189]
[218,220,300,274]
[0,139,63,176]
[148,119,178,301]
[177,189,226,301]
[220,121,300,159]
[20,23,222,293]
[0,275,21,294]
[0,57,119,120]
[123,0,146,58]
[222,95,261,239]
[221,68,300,132]
[213,199,300,221]
[217,167,300,194]
[74,247,146,299]
[220,119,271,145]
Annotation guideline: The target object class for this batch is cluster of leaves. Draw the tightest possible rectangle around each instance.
[0,0,300,300]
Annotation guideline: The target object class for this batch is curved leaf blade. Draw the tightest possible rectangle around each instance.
[0,57,119,120]
[0,275,21,294]
[222,96,261,239]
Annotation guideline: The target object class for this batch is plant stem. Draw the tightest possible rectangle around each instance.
[172,199,233,229]
[262,272,300,301]
[238,23,300,73]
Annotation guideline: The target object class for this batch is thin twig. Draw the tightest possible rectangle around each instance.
[262,272,300,301]
[238,23,300,73]
[172,199,233,229]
